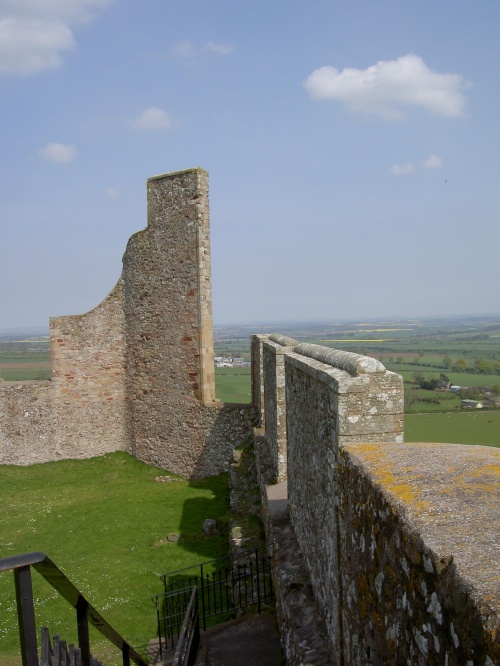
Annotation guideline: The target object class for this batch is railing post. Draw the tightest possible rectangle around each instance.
[255,550,261,614]
[14,565,39,666]
[155,598,163,660]
[122,643,130,666]
[200,564,206,631]
[76,596,90,666]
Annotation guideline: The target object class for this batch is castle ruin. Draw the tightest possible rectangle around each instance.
[0,168,498,665]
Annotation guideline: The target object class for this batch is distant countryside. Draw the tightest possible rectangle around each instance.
[1,314,500,447]
[212,314,500,448]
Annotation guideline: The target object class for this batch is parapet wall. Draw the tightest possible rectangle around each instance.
[0,168,251,476]
[335,442,499,665]
[252,337,499,664]
[252,335,404,481]
[261,335,298,481]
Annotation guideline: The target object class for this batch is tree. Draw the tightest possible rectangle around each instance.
[475,360,493,374]
[413,372,424,384]
[454,358,467,372]
[442,355,452,369]
[404,388,417,412]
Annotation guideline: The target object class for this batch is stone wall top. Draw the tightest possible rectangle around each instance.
[268,334,299,348]
[294,342,386,376]
[345,441,500,625]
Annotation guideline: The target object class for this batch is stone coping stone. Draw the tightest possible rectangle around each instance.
[344,441,500,621]
[295,343,386,375]
[266,480,288,521]
[268,334,299,348]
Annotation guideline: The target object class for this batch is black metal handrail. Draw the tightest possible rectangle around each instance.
[159,545,269,594]
[41,627,84,666]
[154,546,274,656]
[0,552,147,666]
[172,587,200,666]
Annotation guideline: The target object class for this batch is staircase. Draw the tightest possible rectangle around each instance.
[148,614,282,666]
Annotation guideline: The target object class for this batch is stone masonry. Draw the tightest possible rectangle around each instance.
[262,335,298,482]
[0,168,251,476]
[252,335,499,665]
[1,166,498,664]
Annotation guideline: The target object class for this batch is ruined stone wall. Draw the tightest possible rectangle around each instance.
[122,168,250,477]
[254,342,499,664]
[0,168,250,475]
[49,279,128,459]
[0,381,53,464]
[0,281,127,465]
[123,169,213,443]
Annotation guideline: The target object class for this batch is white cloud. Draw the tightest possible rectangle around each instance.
[424,154,443,169]
[105,188,120,198]
[0,0,111,75]
[304,54,468,120]
[0,18,75,74]
[172,40,196,59]
[391,163,415,176]
[133,107,173,130]
[40,142,76,163]
[204,42,234,55]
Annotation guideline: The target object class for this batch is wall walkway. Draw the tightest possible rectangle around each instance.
[253,336,499,665]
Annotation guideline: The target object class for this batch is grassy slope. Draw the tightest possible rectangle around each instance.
[0,453,230,662]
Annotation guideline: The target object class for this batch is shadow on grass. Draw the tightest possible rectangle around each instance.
[177,477,231,560]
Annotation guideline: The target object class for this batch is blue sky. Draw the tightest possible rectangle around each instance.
[1,0,499,328]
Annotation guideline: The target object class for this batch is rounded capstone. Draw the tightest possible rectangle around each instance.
[294,343,386,375]
[269,334,299,348]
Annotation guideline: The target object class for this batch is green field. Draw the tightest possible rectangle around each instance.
[0,347,51,381]
[215,367,251,403]
[0,453,230,663]
[405,411,500,447]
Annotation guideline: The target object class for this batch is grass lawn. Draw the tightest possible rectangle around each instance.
[405,411,500,447]
[0,453,231,664]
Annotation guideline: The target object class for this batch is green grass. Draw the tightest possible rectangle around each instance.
[215,367,251,403]
[405,411,500,447]
[0,368,51,381]
[0,453,231,663]
[406,390,462,413]
[393,368,500,388]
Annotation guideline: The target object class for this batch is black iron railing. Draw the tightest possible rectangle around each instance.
[0,552,147,666]
[40,626,104,666]
[171,587,200,666]
[154,546,274,656]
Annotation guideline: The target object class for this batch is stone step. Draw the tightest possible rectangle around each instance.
[147,613,282,666]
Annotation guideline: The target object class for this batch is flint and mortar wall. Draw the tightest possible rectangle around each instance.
[0,381,53,465]
[335,442,499,665]
[0,281,127,465]
[253,340,499,664]
[0,168,251,476]
[50,279,128,459]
